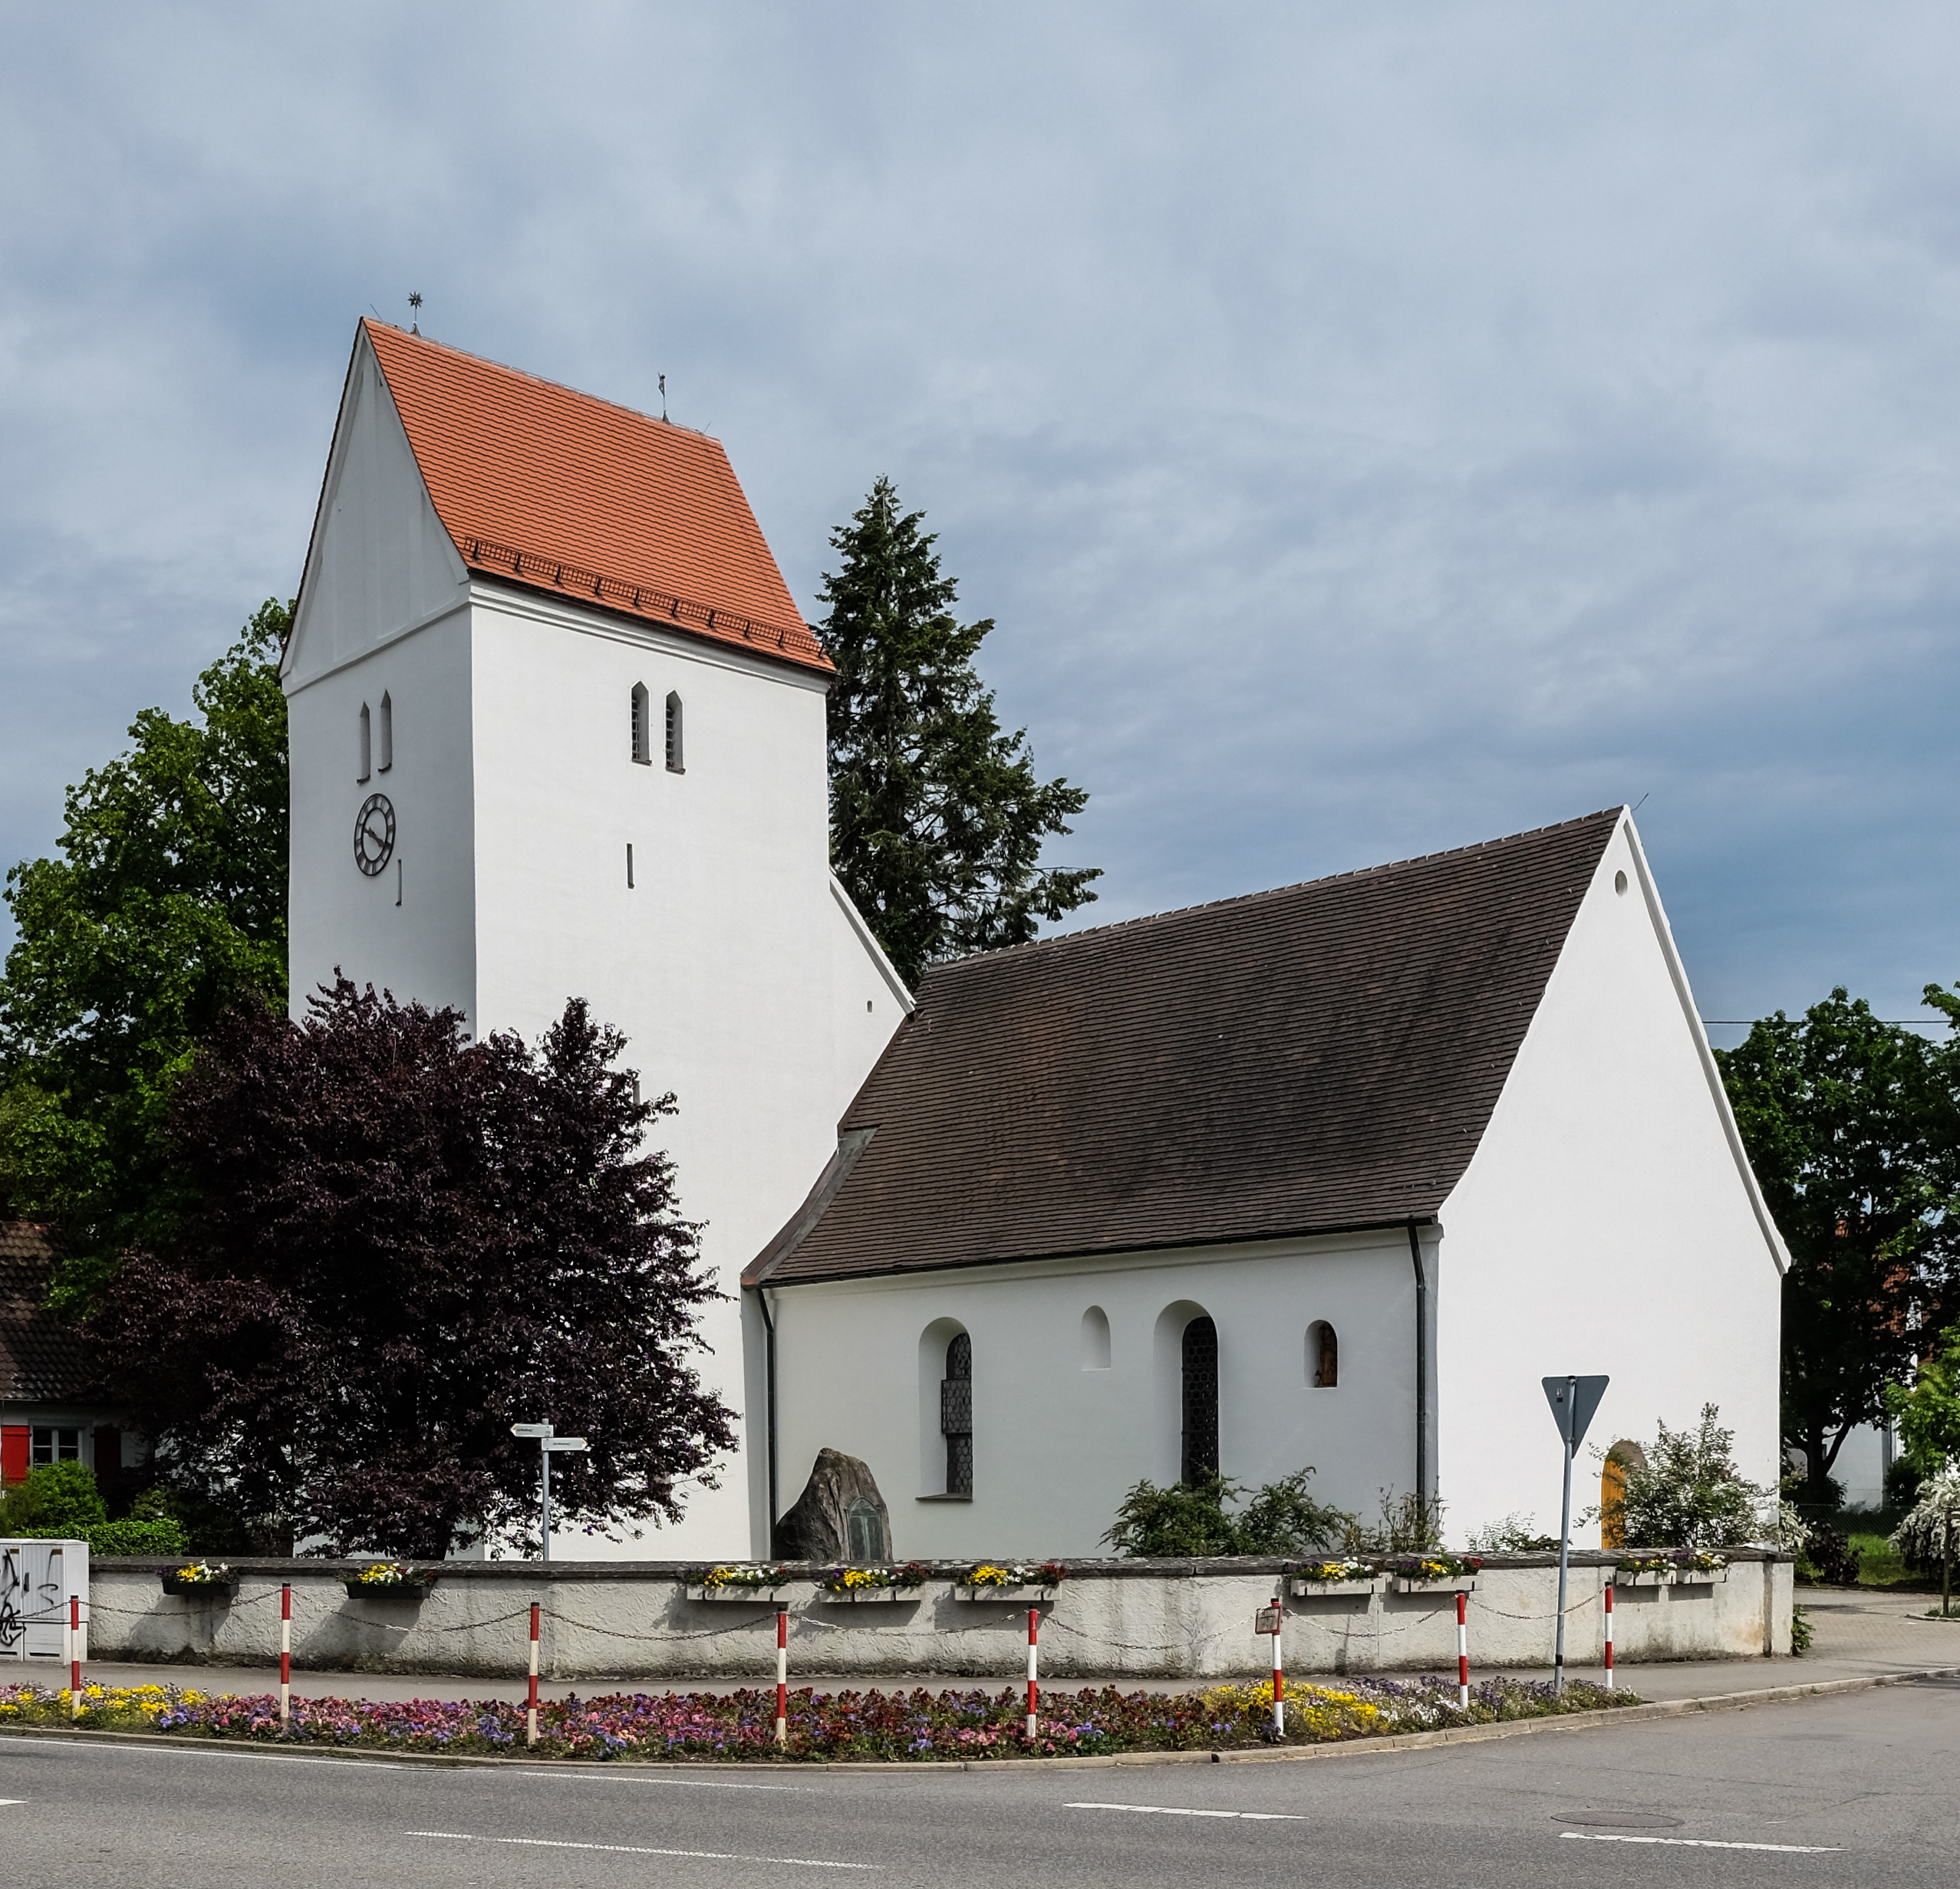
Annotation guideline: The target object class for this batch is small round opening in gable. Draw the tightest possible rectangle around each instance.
[1613,870,1629,896]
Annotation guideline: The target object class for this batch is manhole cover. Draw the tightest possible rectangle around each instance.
[1554,1812,1685,1829]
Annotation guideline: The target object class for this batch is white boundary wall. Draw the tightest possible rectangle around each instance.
[85,1554,1792,1682]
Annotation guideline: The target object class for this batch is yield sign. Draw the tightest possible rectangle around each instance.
[1542,1375,1609,1454]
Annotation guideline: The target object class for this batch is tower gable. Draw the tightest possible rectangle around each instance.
[286,328,469,689]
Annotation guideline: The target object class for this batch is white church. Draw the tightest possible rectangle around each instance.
[285,321,1787,1561]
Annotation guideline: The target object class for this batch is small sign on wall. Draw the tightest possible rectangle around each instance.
[1253,1604,1283,1636]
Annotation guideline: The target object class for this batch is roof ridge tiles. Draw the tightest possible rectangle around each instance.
[927,805,1627,977]
[360,321,716,443]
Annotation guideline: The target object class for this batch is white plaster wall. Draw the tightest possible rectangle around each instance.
[766,1232,1425,1560]
[465,587,902,1559]
[286,613,479,1022]
[1434,814,1786,1548]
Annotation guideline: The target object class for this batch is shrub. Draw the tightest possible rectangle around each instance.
[1803,1524,1862,1586]
[1603,1405,1769,1551]
[1886,1457,1925,1513]
[87,1517,188,1556]
[1466,1513,1561,1554]
[0,1462,107,1538]
[1103,1469,1353,1557]
[1889,1474,1960,1587]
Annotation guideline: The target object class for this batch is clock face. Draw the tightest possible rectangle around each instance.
[354,792,396,877]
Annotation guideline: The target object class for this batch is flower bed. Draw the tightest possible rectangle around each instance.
[0,1673,1641,1762]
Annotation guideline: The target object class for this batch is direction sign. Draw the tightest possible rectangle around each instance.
[510,1423,552,1438]
[1542,1375,1609,1454]
[542,1436,589,1452]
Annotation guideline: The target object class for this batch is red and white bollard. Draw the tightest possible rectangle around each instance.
[775,1609,789,1747]
[1455,1590,1469,1710]
[1603,1580,1614,1689]
[1270,1596,1285,1735]
[526,1602,541,1748]
[280,1584,292,1726]
[1026,1609,1039,1743]
[68,1594,81,1720]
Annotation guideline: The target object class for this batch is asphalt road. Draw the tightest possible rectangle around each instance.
[0,1678,1952,1887]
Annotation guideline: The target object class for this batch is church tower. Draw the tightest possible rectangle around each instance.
[282,322,906,1557]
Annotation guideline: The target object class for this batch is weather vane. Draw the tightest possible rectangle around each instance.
[408,291,423,334]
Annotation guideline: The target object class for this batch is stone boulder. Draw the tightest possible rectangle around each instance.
[773,1447,893,1562]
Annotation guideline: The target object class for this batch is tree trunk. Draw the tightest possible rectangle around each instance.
[1944,1515,1952,1621]
[1804,1422,1831,1503]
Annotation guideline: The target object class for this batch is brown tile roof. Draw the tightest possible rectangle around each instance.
[362,321,831,673]
[749,810,1625,1286]
[0,1223,94,1405]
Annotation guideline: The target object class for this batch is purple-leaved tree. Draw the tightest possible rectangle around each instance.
[88,979,735,1558]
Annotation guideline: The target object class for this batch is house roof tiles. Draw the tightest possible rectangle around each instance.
[748,809,1626,1286]
[0,1223,94,1406]
[362,321,830,673]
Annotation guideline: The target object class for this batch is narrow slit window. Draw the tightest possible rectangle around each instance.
[357,703,371,782]
[1309,1321,1339,1388]
[377,691,393,772]
[1180,1315,1219,1486]
[631,683,651,765]
[626,842,635,888]
[664,691,684,772]
[940,1331,972,1498]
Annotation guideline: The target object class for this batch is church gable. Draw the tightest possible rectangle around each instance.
[750,808,1626,1287]
[285,327,469,689]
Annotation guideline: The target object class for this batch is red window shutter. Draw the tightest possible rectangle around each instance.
[1,1427,28,1486]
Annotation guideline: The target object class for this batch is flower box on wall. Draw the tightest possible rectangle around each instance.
[160,1575,239,1600]
[815,1586,914,1603]
[952,1585,1060,1603]
[684,1586,787,1604]
[1666,1569,1726,1588]
[1290,1578,1379,1598]
[343,1578,435,1601]
[1392,1578,1477,1595]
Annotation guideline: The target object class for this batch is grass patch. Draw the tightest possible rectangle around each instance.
[0,1676,1642,1762]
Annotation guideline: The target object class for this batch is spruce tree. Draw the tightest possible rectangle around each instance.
[817,478,1099,986]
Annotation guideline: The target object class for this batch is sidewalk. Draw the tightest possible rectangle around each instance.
[11,1585,1953,1706]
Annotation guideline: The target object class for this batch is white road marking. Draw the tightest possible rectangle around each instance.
[509,1769,815,1792]
[1559,1832,1840,1854]
[2,1743,404,1770]
[1066,1802,1305,1821]
[406,1831,878,1868]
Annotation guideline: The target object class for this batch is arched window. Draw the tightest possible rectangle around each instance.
[631,683,651,765]
[664,690,684,772]
[941,1330,973,1498]
[377,691,393,772]
[1080,1305,1112,1371]
[845,1496,885,1562]
[1180,1315,1218,1486]
[1309,1321,1339,1388]
[357,703,371,782]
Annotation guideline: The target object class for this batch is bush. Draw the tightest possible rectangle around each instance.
[1890,1474,1960,1582]
[1886,1457,1925,1513]
[1467,1513,1561,1554]
[0,1462,107,1538]
[1605,1405,1769,1551]
[1803,1524,1862,1585]
[87,1517,188,1556]
[1103,1469,1354,1557]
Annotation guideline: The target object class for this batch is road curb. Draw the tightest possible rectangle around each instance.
[1,1666,1951,1774]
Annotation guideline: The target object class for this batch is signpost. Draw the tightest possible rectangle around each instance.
[511,1422,590,1563]
[1541,1374,1608,1693]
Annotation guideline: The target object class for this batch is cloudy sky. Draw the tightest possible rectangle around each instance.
[5,2,1958,1041]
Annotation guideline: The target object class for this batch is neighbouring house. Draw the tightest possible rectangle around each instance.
[0,1223,135,1504]
[746,809,1789,1555]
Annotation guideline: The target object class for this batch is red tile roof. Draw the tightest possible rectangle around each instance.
[363,321,830,673]
[0,1223,94,1405]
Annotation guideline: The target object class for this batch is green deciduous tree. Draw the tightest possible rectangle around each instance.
[0,602,290,1302]
[818,478,1100,987]
[1885,1321,1960,1476]
[1716,991,1960,1498]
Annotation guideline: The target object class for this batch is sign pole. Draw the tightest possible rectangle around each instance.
[1553,1373,1575,1693]
[541,1443,552,1565]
